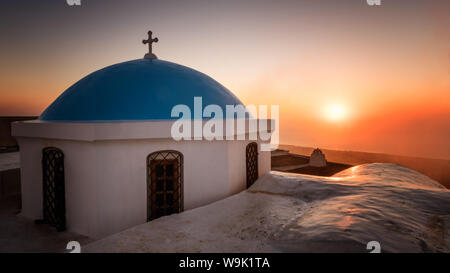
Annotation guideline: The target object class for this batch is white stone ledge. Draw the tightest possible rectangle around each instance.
[12,119,274,142]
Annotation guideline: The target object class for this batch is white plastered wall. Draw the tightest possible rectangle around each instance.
[226,140,271,195]
[16,137,272,238]
[14,120,273,238]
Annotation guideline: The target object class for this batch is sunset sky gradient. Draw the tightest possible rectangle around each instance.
[0,0,449,159]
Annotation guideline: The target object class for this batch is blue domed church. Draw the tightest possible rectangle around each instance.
[13,32,272,238]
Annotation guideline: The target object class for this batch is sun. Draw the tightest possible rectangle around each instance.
[323,103,347,122]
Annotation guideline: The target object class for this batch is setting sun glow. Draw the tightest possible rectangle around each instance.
[324,104,348,122]
[0,1,449,159]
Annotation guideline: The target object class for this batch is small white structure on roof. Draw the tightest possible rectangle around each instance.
[12,32,273,238]
[309,148,326,167]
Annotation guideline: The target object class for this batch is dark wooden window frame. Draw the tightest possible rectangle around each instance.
[147,150,184,221]
[38,147,66,232]
[246,142,259,188]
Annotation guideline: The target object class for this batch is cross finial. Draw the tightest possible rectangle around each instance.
[142,30,158,59]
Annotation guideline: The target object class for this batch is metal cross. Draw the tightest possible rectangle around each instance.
[142,31,158,59]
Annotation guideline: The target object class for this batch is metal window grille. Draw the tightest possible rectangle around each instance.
[147,150,183,221]
[40,147,66,231]
[246,142,259,188]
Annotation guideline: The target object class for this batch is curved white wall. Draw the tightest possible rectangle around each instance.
[16,137,271,238]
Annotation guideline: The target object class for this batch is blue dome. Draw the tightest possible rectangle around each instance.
[40,59,244,121]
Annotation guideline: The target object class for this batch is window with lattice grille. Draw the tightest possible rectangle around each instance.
[40,147,66,232]
[147,151,183,221]
[246,142,259,188]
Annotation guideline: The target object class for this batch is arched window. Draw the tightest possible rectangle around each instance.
[147,150,183,221]
[39,147,66,231]
[246,142,259,189]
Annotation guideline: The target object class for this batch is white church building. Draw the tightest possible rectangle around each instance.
[12,32,273,238]
[309,148,327,167]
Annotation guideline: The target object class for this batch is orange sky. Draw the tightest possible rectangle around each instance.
[0,0,449,159]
